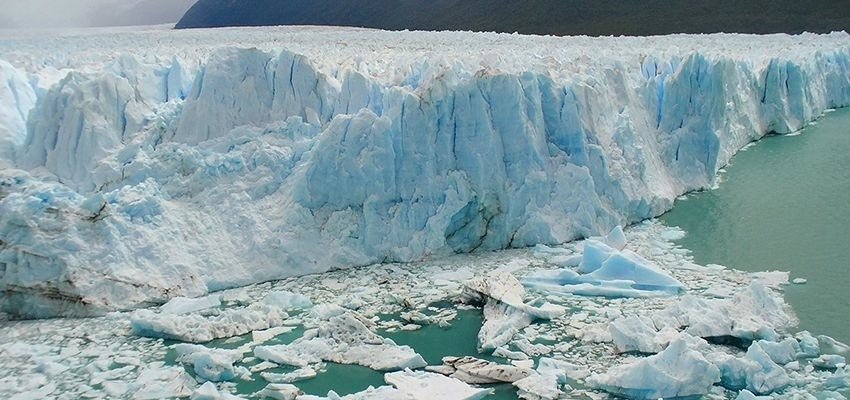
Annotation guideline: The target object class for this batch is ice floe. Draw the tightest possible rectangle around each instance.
[254,308,426,371]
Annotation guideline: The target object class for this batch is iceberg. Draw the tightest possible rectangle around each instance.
[587,335,721,399]
[711,341,790,395]
[652,282,791,341]
[523,226,685,298]
[255,383,303,400]
[1,27,849,317]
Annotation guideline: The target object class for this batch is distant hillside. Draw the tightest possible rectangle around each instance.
[92,0,196,27]
[176,0,850,35]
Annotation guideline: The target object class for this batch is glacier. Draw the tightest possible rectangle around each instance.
[0,26,849,317]
[2,220,849,399]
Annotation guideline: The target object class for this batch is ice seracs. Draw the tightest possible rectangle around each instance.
[1,27,849,317]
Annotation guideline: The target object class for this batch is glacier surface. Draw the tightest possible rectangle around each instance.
[0,26,849,317]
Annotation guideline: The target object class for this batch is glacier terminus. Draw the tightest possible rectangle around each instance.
[0,25,849,400]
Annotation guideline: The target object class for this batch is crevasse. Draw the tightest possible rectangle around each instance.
[0,30,848,318]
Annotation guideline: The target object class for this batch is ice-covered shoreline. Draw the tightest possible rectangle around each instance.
[1,27,849,317]
[1,220,847,399]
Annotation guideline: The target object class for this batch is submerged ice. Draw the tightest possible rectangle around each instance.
[0,27,849,317]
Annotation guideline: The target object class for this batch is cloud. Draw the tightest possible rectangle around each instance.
[0,0,195,29]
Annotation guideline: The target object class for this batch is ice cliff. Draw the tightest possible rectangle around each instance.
[0,27,849,317]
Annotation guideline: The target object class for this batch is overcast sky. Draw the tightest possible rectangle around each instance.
[0,0,196,29]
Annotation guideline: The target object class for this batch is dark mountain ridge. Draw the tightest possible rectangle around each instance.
[176,0,850,36]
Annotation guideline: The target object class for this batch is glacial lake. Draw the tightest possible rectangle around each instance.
[277,108,850,399]
[662,107,850,346]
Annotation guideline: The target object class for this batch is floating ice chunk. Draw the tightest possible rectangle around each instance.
[796,331,821,358]
[792,278,807,284]
[513,357,587,400]
[825,366,850,391]
[751,271,790,288]
[735,389,771,400]
[819,335,850,354]
[609,316,677,354]
[536,358,590,381]
[260,367,317,383]
[190,382,242,400]
[262,291,313,310]
[588,335,720,399]
[653,283,790,342]
[174,344,248,382]
[478,301,535,351]
[132,363,197,400]
[493,346,529,360]
[660,227,686,241]
[255,383,302,400]
[461,270,526,306]
[254,338,332,367]
[161,295,222,315]
[254,310,426,371]
[251,326,296,344]
[712,341,790,395]
[438,356,534,384]
[548,255,582,268]
[513,372,563,400]
[579,251,684,294]
[577,240,617,274]
[755,338,800,365]
[525,235,683,298]
[604,226,627,250]
[131,304,288,343]
[813,355,847,370]
[384,369,493,400]
[461,271,564,350]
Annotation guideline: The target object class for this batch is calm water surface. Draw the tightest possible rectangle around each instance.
[662,108,850,345]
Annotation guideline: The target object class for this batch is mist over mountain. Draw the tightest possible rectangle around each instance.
[91,0,197,27]
[176,0,850,35]
[0,0,195,29]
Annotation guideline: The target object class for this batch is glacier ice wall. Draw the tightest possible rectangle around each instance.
[0,28,849,317]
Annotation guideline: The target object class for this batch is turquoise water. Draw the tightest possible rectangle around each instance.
[172,309,519,398]
[171,109,850,398]
[662,108,850,345]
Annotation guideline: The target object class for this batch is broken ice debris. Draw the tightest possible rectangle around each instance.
[710,340,790,395]
[130,303,289,343]
[587,335,720,399]
[174,344,249,382]
[254,308,426,371]
[461,271,565,351]
[190,381,242,400]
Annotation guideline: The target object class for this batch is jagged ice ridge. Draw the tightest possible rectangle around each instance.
[0,26,849,317]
